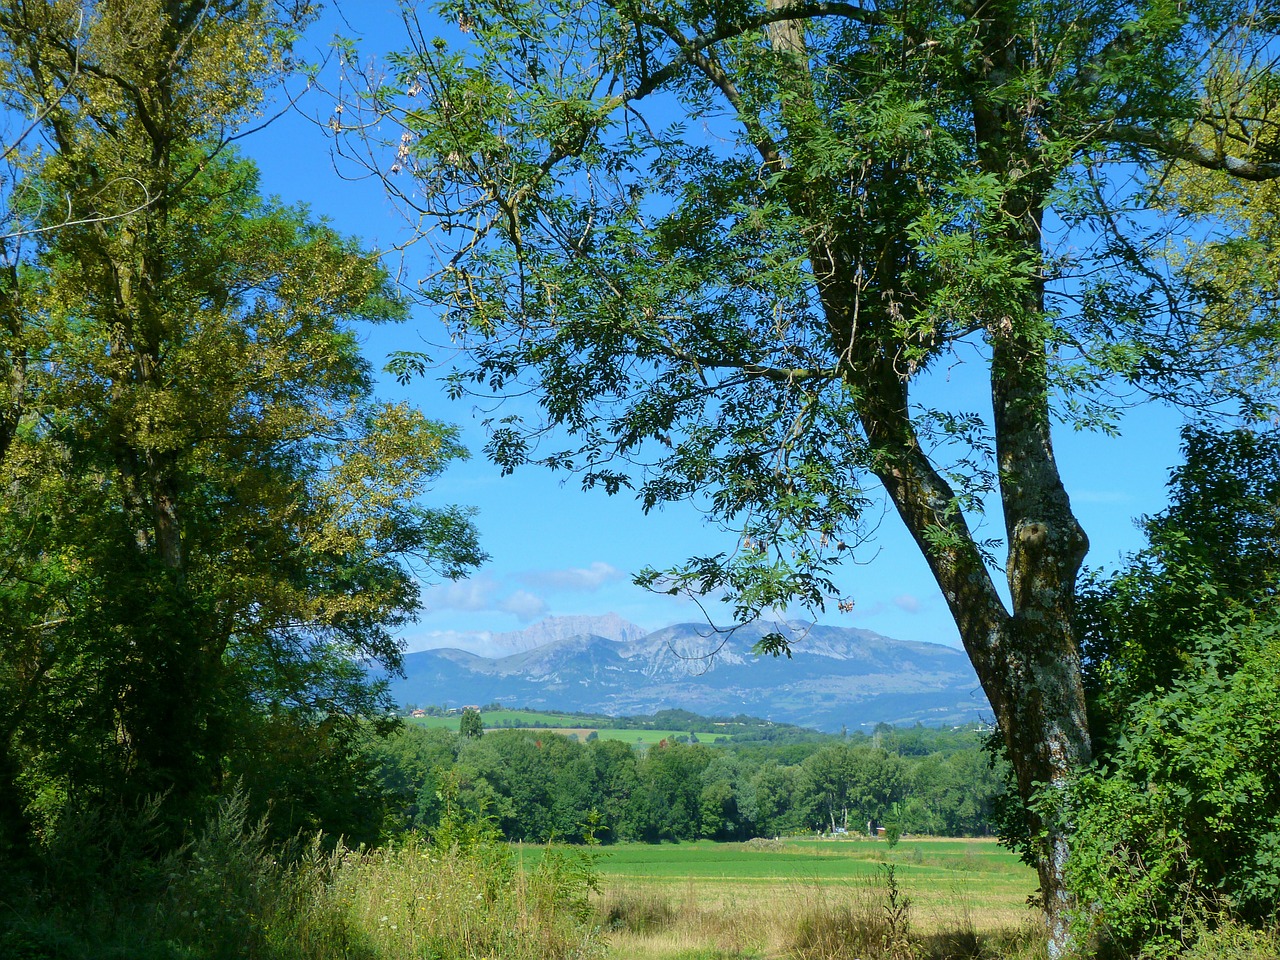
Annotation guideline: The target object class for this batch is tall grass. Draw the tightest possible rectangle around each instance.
[3,799,1274,960]
[0,791,605,960]
[594,867,1051,960]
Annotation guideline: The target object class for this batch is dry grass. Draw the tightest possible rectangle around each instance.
[594,869,1049,960]
[598,880,782,959]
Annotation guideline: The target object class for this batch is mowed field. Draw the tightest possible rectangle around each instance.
[517,837,1042,959]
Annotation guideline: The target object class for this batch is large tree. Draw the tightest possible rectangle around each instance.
[345,0,1280,950]
[0,0,484,860]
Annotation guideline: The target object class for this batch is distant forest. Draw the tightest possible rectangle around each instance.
[369,711,1005,842]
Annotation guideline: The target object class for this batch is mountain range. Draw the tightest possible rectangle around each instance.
[387,615,992,732]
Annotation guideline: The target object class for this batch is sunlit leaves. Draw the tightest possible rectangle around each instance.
[1065,615,1280,949]
[0,3,484,847]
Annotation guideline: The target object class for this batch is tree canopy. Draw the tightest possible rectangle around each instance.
[342,0,1280,949]
[0,0,484,862]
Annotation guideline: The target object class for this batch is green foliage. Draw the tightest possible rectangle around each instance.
[348,0,1280,630]
[0,789,604,960]
[0,0,483,868]
[1045,425,1280,953]
[459,706,485,739]
[993,425,1280,880]
[351,0,1280,943]
[1062,615,1280,957]
[797,743,908,834]
[1078,425,1280,749]
[366,718,1002,845]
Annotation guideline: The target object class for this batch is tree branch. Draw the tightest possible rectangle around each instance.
[1107,124,1280,181]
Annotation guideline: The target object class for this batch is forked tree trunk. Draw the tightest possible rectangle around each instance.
[760,6,1093,950]
[835,323,1092,956]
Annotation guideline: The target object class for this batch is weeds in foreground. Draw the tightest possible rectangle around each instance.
[599,887,678,933]
[0,789,605,960]
[4,798,1274,960]
[785,862,1054,960]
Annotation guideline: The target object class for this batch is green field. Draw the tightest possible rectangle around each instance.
[517,837,1040,959]
[407,709,591,729]
[521,836,1028,886]
[406,711,721,746]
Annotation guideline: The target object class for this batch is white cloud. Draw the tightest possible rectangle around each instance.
[515,561,625,592]
[416,574,548,631]
[499,589,549,622]
[420,575,503,613]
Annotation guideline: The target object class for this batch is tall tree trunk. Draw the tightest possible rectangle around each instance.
[773,5,1093,951]
[104,221,211,810]
[802,145,1091,960]
[837,321,1091,956]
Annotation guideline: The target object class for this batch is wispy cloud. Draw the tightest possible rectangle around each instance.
[515,561,625,592]
[418,573,549,624]
[892,594,922,614]
[420,575,503,613]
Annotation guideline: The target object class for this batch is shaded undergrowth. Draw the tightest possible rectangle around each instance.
[0,790,604,960]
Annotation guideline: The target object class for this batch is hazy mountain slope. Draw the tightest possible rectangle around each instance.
[390,616,990,731]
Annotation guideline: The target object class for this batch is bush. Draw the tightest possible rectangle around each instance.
[1176,918,1280,960]
[1063,615,1280,958]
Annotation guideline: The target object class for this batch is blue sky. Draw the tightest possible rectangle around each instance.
[244,2,1187,654]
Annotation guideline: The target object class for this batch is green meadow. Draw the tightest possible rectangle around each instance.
[408,709,591,729]
[408,711,712,746]
[519,836,1031,899]
[511,836,1042,958]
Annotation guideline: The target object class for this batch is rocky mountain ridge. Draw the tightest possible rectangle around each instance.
[388,615,991,732]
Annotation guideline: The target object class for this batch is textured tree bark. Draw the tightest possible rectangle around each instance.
[801,93,1090,960]
[0,262,23,471]
[837,318,1092,956]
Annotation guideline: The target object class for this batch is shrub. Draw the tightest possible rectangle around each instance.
[1063,616,1280,958]
[1,788,604,960]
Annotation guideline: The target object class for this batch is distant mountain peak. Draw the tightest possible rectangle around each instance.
[490,613,646,652]
[392,617,989,731]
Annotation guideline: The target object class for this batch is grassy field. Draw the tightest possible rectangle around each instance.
[516,836,1044,960]
[407,712,714,746]
[408,709,592,729]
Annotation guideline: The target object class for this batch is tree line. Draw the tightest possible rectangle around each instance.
[368,721,1006,843]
